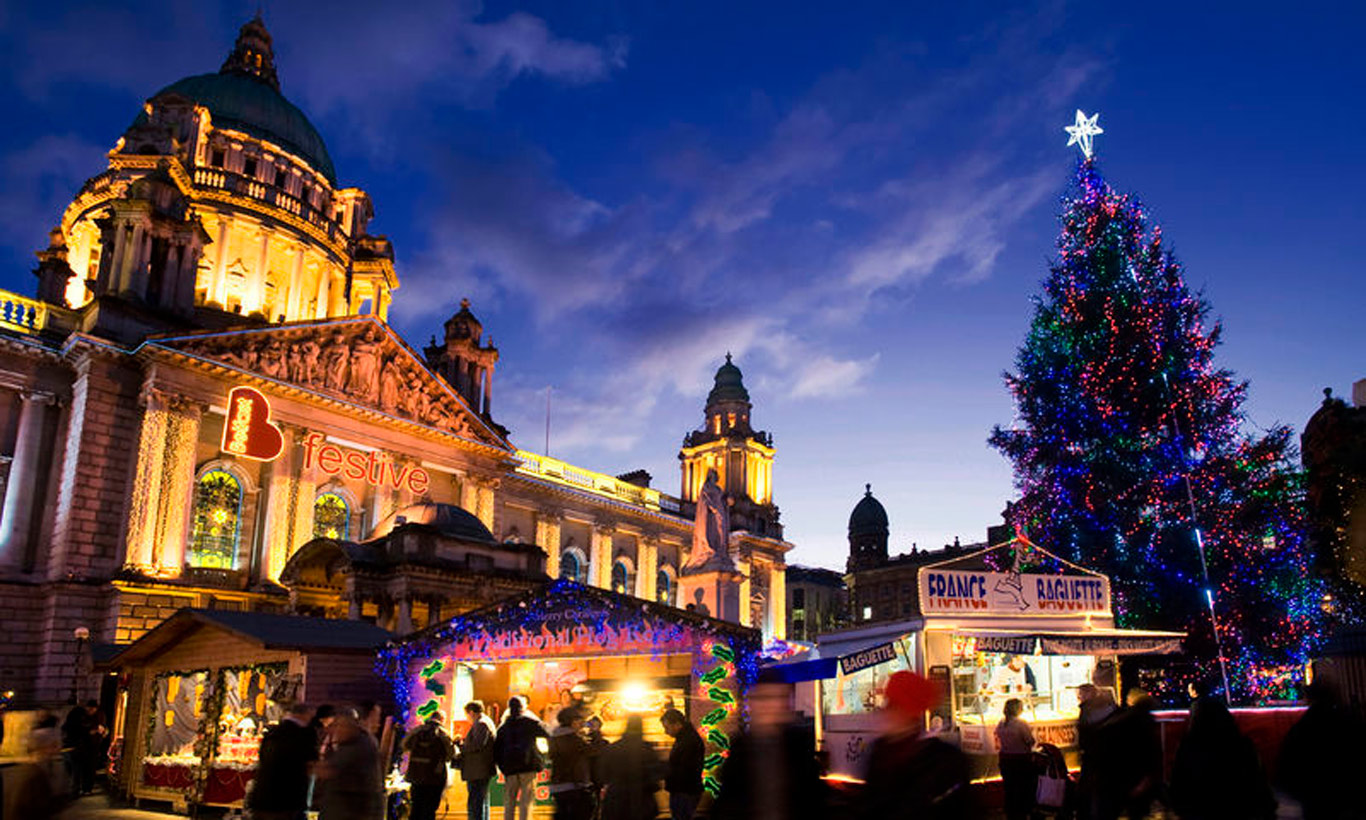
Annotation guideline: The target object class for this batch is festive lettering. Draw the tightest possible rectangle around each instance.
[302,432,430,495]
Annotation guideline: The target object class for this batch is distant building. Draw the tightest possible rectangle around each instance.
[843,485,984,625]
[1303,381,1366,588]
[785,565,847,641]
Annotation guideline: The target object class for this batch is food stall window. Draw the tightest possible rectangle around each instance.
[820,638,915,716]
[949,637,1097,725]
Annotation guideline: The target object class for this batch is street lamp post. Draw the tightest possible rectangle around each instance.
[70,626,89,704]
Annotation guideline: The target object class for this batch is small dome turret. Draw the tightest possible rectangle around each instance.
[849,484,889,537]
[707,353,750,406]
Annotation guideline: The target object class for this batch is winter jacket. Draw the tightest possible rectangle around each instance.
[403,720,456,786]
[549,726,593,791]
[855,731,972,820]
[600,735,663,820]
[713,727,826,820]
[664,723,704,796]
[459,715,497,782]
[493,714,548,776]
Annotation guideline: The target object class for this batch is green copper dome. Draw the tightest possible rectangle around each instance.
[133,17,337,184]
[706,353,750,405]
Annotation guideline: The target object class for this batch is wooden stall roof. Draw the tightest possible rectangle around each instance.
[103,609,394,666]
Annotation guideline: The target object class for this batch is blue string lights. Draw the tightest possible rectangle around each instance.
[989,159,1329,702]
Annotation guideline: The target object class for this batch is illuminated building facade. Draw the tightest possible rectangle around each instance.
[0,18,789,705]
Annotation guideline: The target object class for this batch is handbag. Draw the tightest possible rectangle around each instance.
[1036,773,1067,808]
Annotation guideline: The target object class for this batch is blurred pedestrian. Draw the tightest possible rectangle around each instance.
[61,699,101,795]
[247,702,318,820]
[459,701,497,820]
[316,713,383,820]
[549,706,594,820]
[713,676,825,820]
[995,698,1036,820]
[600,715,662,820]
[660,709,703,820]
[403,709,456,820]
[5,727,65,820]
[1168,696,1274,820]
[1277,660,1366,820]
[1116,690,1162,819]
[584,715,609,816]
[856,670,972,820]
[1076,683,1121,820]
[494,696,548,820]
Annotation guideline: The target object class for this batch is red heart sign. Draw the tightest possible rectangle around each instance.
[221,386,284,461]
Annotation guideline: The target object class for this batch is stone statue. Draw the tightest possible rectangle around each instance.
[379,357,402,413]
[684,469,733,572]
[348,327,381,402]
[323,334,349,392]
[300,339,321,385]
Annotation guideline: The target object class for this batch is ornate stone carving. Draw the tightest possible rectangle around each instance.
[172,321,495,443]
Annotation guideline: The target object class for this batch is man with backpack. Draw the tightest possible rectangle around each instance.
[493,696,549,820]
[403,710,456,820]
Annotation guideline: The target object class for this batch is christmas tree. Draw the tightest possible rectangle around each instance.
[989,151,1326,700]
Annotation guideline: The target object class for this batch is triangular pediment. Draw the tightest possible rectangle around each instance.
[142,316,509,449]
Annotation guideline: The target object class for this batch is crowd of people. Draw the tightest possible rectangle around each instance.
[8,661,1366,820]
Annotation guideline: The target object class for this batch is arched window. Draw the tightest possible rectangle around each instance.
[560,549,584,583]
[313,492,349,540]
[189,469,243,568]
[611,559,632,595]
[656,567,674,605]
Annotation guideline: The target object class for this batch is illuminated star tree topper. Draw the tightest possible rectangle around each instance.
[1064,109,1104,159]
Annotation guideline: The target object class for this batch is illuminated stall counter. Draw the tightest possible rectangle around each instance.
[816,538,1183,780]
[103,610,392,811]
[381,580,761,814]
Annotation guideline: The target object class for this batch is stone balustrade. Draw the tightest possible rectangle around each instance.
[514,450,684,514]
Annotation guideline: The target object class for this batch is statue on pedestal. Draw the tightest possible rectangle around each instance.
[684,469,734,573]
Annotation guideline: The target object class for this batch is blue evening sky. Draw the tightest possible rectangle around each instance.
[0,1,1360,571]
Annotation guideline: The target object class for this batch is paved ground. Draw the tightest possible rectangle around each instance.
[64,794,187,819]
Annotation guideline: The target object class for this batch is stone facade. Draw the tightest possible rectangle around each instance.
[0,18,791,707]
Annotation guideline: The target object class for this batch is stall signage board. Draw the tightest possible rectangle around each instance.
[919,568,1109,615]
[838,642,898,675]
[1040,635,1182,656]
[973,635,1037,654]
[449,621,697,661]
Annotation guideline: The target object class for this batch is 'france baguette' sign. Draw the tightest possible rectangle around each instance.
[918,568,1109,615]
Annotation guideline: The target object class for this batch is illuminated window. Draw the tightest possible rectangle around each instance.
[313,493,349,540]
[656,568,673,604]
[611,560,632,595]
[560,549,584,583]
[189,470,242,569]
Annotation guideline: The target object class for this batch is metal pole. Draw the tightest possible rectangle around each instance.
[1162,373,1233,701]
[544,386,551,456]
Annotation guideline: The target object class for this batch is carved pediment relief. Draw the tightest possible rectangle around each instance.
[152,317,505,447]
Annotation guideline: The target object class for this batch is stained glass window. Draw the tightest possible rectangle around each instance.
[560,550,582,583]
[611,560,631,594]
[189,470,242,569]
[656,568,673,604]
[313,493,349,540]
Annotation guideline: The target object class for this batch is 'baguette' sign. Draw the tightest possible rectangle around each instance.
[838,642,898,675]
[918,568,1110,615]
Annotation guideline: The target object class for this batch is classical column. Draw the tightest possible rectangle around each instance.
[475,481,496,534]
[459,475,479,515]
[738,557,753,627]
[396,595,413,635]
[291,447,317,547]
[286,246,305,321]
[482,368,493,415]
[313,263,330,319]
[535,514,562,579]
[261,427,300,582]
[768,562,787,641]
[0,391,54,569]
[211,216,232,307]
[636,536,658,602]
[249,229,270,316]
[590,524,614,590]
[328,271,347,316]
[121,392,168,571]
[152,399,202,573]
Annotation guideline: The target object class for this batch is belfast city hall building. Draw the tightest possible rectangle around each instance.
[0,18,790,705]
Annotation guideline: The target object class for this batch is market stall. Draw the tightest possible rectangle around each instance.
[104,609,392,811]
[380,580,762,812]
[817,538,1183,779]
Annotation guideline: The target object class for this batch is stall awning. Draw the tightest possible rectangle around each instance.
[930,627,1185,656]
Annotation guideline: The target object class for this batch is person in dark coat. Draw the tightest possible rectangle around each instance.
[1277,660,1366,820]
[1168,696,1274,820]
[247,702,319,820]
[459,701,497,820]
[61,700,101,796]
[995,698,1036,820]
[600,715,663,820]
[857,670,973,820]
[316,714,383,820]
[548,706,594,820]
[493,696,549,820]
[6,728,65,820]
[403,710,456,820]
[1076,683,1123,820]
[660,709,703,820]
[713,679,826,820]
[1115,690,1163,819]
